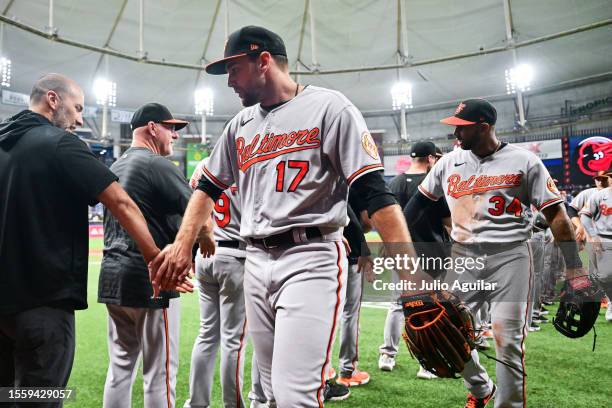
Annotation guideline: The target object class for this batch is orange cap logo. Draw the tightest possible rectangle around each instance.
[455,102,466,115]
[250,44,260,51]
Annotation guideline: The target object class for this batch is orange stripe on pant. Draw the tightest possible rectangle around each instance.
[316,242,344,407]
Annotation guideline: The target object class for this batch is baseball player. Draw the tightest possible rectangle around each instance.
[98,103,196,407]
[184,158,249,408]
[579,169,612,321]
[379,141,448,379]
[408,98,586,407]
[150,25,418,407]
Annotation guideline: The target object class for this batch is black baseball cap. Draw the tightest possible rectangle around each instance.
[410,141,438,158]
[441,98,497,126]
[130,103,189,131]
[205,26,287,75]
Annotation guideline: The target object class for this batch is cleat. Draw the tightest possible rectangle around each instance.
[337,369,370,387]
[481,329,494,339]
[416,365,438,380]
[378,354,396,371]
[528,323,541,332]
[323,380,350,401]
[465,384,496,408]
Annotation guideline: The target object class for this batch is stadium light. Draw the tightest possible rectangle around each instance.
[391,82,413,110]
[194,88,214,116]
[505,64,534,95]
[391,82,412,141]
[195,88,214,144]
[0,57,11,87]
[93,78,117,107]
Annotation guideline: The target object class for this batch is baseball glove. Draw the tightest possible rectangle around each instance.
[401,290,476,378]
[553,275,602,339]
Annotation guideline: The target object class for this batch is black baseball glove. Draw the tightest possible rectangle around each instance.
[553,275,602,339]
[400,291,476,378]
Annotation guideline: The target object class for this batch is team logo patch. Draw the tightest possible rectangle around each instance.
[361,132,379,159]
[547,177,560,195]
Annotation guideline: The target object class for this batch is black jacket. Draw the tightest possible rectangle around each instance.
[0,110,117,313]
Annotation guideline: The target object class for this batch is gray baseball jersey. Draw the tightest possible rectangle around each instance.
[419,144,563,242]
[201,85,383,238]
[191,159,245,255]
[570,187,597,212]
[581,187,612,235]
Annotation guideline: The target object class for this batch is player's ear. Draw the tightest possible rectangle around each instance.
[259,51,272,72]
[147,121,157,137]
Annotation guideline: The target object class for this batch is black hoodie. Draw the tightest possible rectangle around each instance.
[0,110,117,313]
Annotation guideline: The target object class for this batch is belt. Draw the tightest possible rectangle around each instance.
[249,227,322,249]
[217,240,241,249]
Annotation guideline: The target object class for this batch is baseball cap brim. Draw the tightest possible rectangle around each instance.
[161,119,189,131]
[205,53,249,75]
[440,116,477,126]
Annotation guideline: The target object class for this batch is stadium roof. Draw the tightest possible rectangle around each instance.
[1,0,610,116]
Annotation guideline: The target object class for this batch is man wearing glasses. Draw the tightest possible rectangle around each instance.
[98,103,206,407]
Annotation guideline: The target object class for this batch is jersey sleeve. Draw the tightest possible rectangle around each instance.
[526,159,564,210]
[581,191,598,217]
[322,105,384,185]
[55,133,118,205]
[569,190,586,211]
[190,159,206,190]
[149,156,193,215]
[202,126,236,190]
[418,159,445,201]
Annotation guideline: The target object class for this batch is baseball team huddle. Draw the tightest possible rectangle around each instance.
[0,25,609,408]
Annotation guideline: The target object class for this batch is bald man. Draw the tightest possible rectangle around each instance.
[0,74,160,398]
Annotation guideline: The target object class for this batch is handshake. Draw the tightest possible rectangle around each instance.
[147,229,216,297]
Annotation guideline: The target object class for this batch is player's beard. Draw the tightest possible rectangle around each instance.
[240,89,259,107]
[460,132,480,151]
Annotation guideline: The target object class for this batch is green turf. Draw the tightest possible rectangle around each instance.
[89,237,104,251]
[66,255,612,407]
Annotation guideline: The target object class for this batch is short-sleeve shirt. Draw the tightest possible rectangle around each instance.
[418,144,563,243]
[389,173,427,209]
[0,110,118,313]
[200,85,383,238]
[581,187,612,236]
[99,147,192,308]
[570,187,597,212]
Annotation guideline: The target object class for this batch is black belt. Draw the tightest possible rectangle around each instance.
[217,240,241,249]
[249,227,322,249]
